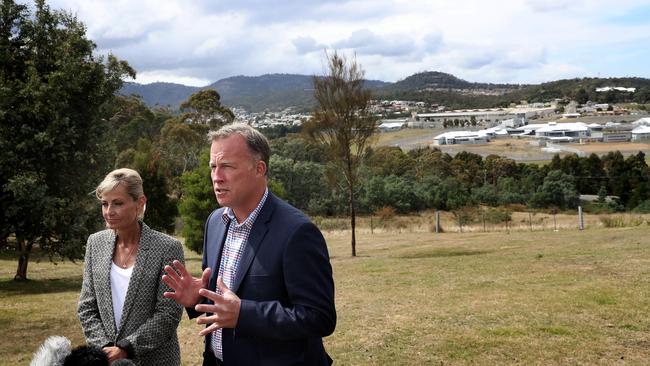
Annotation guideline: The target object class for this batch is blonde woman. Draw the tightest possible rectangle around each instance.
[78,168,184,365]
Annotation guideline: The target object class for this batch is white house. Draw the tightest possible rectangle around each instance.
[378,120,407,132]
[433,131,489,145]
[632,125,650,141]
[632,117,650,127]
[507,123,547,136]
[596,87,636,93]
[534,122,590,141]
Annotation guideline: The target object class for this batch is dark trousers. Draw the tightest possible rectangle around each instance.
[202,350,224,366]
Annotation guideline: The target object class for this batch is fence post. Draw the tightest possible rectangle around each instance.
[578,206,584,230]
[435,211,440,233]
[529,212,533,232]
[370,216,374,234]
[482,211,486,232]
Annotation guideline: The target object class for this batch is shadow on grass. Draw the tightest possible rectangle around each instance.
[397,248,492,259]
[0,277,82,296]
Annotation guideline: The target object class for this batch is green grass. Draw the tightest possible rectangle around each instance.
[2,226,650,365]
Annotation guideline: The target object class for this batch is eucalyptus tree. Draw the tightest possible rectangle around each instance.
[0,0,134,279]
[303,51,376,256]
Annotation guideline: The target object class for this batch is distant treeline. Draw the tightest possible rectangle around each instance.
[264,134,650,216]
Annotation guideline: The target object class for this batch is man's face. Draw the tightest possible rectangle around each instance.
[209,134,265,218]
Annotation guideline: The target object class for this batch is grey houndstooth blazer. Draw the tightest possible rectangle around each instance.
[78,222,184,366]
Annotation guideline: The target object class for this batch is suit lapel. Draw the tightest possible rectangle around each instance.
[208,213,229,291]
[117,222,151,336]
[97,230,117,339]
[231,194,275,293]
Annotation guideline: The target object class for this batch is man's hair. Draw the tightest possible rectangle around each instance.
[207,123,270,176]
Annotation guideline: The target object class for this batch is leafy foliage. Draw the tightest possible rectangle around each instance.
[178,150,214,254]
[0,0,135,279]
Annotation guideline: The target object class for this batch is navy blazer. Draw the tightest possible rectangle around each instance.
[190,192,336,366]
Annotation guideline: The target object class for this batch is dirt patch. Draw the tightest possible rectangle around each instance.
[567,142,650,154]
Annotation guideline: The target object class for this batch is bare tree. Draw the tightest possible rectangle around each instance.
[304,51,377,256]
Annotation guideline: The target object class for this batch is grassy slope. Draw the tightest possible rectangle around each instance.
[2,225,650,365]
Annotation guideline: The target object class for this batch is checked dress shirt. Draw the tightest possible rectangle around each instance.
[211,189,268,361]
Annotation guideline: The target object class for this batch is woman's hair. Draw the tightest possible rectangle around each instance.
[95,168,146,220]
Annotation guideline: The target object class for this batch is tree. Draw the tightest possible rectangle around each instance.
[268,155,328,212]
[366,146,414,177]
[178,149,215,253]
[115,138,177,233]
[158,118,208,194]
[450,151,484,188]
[0,0,135,280]
[180,89,234,127]
[303,51,376,257]
[575,87,589,104]
[528,170,579,209]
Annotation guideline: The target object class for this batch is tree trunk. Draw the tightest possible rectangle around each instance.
[349,184,356,257]
[14,238,32,281]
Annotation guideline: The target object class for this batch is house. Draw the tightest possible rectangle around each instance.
[534,122,589,142]
[378,119,407,132]
[632,125,650,141]
[596,86,636,93]
[507,123,547,136]
[632,117,650,127]
[432,131,489,145]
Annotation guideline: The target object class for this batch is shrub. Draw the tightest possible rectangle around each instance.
[633,200,650,214]
[375,206,397,222]
[482,208,512,224]
[600,215,646,228]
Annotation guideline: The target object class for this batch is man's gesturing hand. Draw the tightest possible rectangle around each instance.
[196,276,241,335]
[162,260,211,308]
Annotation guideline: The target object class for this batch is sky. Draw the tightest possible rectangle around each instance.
[41,0,650,87]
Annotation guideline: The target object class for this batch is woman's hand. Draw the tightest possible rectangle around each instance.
[102,346,127,363]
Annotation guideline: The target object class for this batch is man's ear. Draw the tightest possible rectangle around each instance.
[256,160,267,177]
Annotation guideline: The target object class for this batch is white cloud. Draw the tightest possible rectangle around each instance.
[45,0,650,85]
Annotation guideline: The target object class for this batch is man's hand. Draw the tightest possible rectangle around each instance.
[162,260,211,308]
[102,346,126,363]
[195,276,241,335]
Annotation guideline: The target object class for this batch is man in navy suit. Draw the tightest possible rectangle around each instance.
[163,123,336,365]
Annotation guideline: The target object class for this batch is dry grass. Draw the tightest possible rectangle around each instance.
[2,223,650,365]
[326,226,650,365]
[315,211,650,234]
[567,141,650,155]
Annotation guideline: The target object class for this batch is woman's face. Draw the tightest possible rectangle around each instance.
[100,184,143,231]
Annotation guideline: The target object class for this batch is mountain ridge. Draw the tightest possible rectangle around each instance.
[119,71,650,112]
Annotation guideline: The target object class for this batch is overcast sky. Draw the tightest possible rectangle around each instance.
[43,0,650,87]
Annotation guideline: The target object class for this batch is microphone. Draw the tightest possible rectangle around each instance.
[112,359,136,366]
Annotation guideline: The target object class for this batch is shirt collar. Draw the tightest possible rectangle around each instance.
[221,188,269,227]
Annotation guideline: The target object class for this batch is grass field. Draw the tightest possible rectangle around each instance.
[2,224,650,365]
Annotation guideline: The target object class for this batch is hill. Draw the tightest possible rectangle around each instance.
[118,72,650,112]
[119,82,200,108]
[119,74,388,112]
